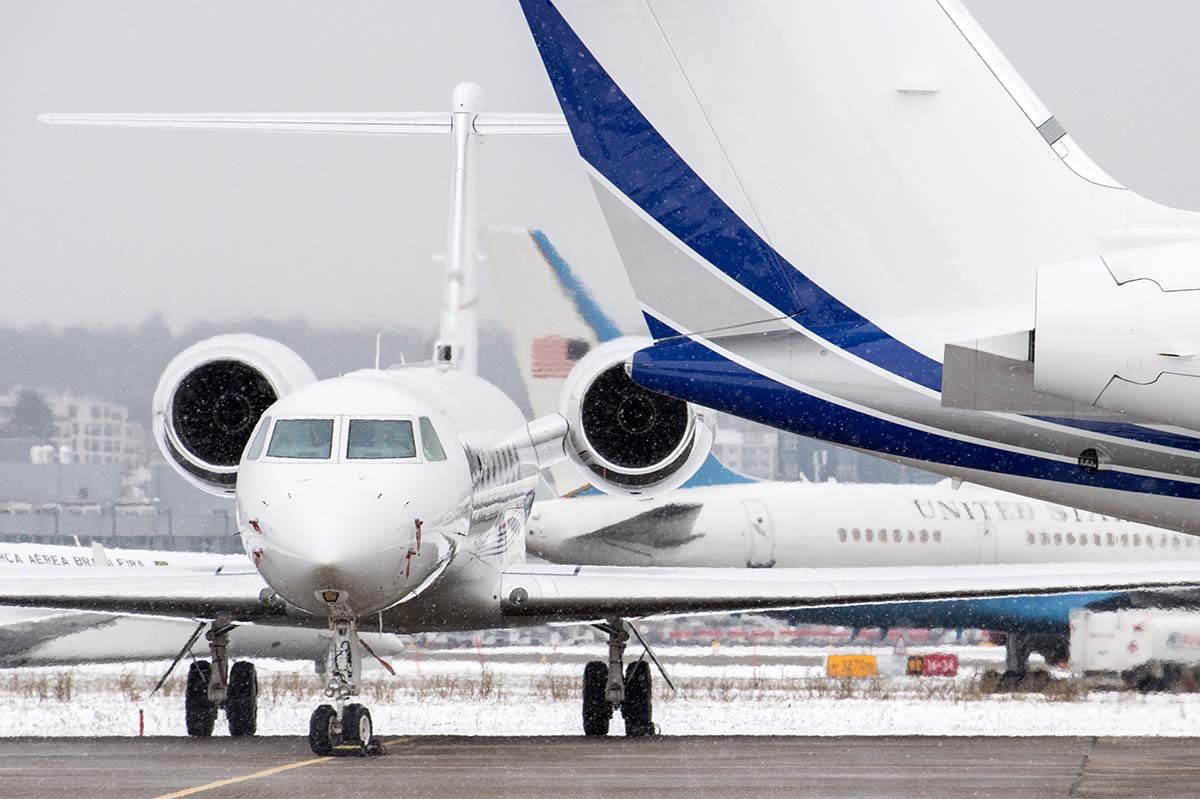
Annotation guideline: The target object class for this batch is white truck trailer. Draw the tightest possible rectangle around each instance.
[1069,608,1200,691]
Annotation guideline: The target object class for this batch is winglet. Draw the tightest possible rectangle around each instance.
[91,542,112,567]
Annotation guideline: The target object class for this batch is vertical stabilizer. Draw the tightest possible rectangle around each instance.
[487,227,621,417]
[520,0,1200,378]
[433,83,484,374]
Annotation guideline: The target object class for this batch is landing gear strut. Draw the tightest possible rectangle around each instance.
[1005,633,1031,677]
[308,618,382,756]
[582,618,655,738]
[183,618,258,737]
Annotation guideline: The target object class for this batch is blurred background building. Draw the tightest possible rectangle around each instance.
[715,413,940,485]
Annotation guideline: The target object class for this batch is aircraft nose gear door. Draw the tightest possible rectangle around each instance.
[744,499,776,568]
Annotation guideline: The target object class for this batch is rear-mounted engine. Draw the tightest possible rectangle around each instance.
[152,334,315,496]
[558,337,715,498]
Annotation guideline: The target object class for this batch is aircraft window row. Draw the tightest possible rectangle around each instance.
[837,528,941,544]
[252,415,449,463]
[1025,530,1194,549]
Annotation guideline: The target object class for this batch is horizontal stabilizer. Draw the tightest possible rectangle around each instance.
[38,112,568,136]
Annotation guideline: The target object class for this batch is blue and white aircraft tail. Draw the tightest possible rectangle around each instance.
[520,0,1200,534]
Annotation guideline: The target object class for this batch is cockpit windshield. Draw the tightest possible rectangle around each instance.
[347,419,416,460]
[266,419,334,459]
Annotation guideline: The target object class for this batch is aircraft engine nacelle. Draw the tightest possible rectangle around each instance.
[1034,242,1200,431]
[558,337,715,498]
[152,334,316,496]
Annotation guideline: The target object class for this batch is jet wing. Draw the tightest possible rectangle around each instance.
[499,561,1200,620]
[0,566,286,622]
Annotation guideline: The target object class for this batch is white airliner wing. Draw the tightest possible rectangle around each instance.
[0,611,125,655]
[0,567,284,622]
[500,561,1200,620]
[37,112,568,137]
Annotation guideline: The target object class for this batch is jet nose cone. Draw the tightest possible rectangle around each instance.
[255,480,424,616]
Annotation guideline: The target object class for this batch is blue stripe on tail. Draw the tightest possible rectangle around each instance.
[519,0,944,392]
[530,229,623,343]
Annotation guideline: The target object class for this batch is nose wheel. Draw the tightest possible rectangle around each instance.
[308,619,384,756]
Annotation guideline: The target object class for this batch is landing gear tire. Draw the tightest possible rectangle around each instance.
[309,704,338,755]
[226,661,258,737]
[582,661,612,737]
[343,703,373,748]
[621,661,654,738]
[185,661,218,737]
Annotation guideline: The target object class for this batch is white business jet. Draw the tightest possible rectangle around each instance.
[23,83,1200,755]
[519,0,1200,535]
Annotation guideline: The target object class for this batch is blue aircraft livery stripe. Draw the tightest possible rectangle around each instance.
[783,592,1120,636]
[630,317,1200,500]
[519,0,944,392]
[1030,416,1200,455]
[530,229,624,344]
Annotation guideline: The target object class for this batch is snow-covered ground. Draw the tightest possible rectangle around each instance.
[3,644,1200,737]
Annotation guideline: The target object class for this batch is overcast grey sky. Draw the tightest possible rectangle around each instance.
[3,1,1200,331]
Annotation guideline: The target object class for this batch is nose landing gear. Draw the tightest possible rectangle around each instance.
[582,618,657,738]
[308,618,383,756]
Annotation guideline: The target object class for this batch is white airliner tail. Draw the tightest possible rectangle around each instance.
[486,228,621,415]
[487,227,618,495]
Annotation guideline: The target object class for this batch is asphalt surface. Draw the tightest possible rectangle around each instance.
[0,735,1197,799]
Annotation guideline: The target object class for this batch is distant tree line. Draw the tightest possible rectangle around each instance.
[0,389,56,439]
[0,315,526,425]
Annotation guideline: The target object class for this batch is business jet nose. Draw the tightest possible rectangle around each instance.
[254,480,429,616]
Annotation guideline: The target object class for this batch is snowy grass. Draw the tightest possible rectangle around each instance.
[2,646,1199,737]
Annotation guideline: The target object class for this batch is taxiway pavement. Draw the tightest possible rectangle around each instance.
[0,735,1195,799]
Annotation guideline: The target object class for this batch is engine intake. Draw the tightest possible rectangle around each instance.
[153,335,315,496]
[559,337,714,497]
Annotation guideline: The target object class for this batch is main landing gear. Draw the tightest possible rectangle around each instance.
[582,618,657,738]
[308,618,383,756]
[979,633,1059,693]
[184,617,259,737]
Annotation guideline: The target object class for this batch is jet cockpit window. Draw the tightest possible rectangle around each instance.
[245,415,272,461]
[266,419,334,459]
[347,419,416,460]
[419,417,447,462]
